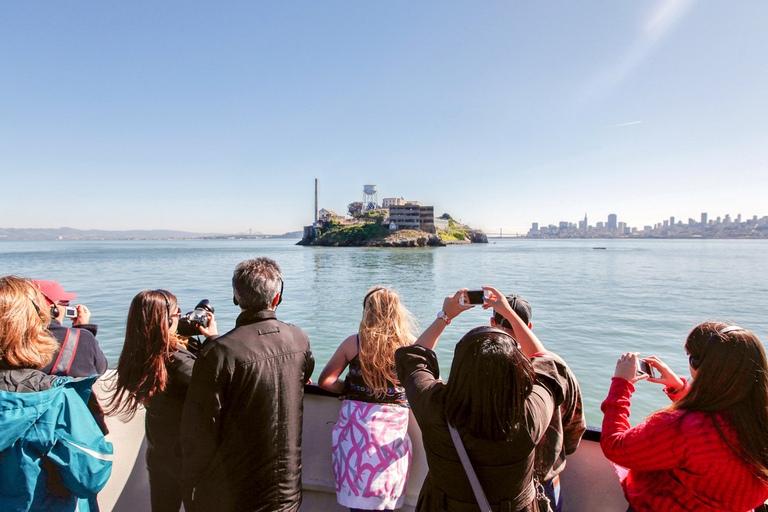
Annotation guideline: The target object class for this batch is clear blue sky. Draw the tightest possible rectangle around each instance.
[2,1,767,234]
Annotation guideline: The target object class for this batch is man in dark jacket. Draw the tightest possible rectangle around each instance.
[181,257,314,512]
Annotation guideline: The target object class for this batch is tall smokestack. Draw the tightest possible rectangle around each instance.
[314,179,318,224]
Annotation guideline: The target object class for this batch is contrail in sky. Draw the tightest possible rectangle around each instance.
[613,121,643,127]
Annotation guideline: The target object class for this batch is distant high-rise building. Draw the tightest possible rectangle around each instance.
[701,213,708,225]
[531,222,539,233]
[607,214,617,232]
[618,222,626,234]
[670,216,675,227]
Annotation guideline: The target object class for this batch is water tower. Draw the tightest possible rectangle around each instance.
[362,183,379,211]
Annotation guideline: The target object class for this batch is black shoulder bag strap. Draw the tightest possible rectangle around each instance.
[448,423,492,512]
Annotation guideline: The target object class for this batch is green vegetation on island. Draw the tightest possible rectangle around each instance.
[299,213,487,247]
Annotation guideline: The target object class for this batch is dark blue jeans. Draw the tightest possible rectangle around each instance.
[543,475,562,512]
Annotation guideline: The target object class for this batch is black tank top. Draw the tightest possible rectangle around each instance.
[342,335,408,407]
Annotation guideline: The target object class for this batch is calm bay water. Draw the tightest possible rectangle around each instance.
[2,238,766,426]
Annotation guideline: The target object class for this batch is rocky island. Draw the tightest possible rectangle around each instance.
[298,182,488,247]
[298,212,487,247]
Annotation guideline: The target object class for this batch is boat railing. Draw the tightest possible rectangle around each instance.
[94,374,629,512]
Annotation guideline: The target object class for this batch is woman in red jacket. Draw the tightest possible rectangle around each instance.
[601,322,768,512]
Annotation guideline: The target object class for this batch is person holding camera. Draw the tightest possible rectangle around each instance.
[486,291,585,512]
[394,288,566,512]
[107,289,217,512]
[0,276,112,512]
[181,257,314,512]
[32,280,109,432]
[32,280,107,378]
[600,323,768,512]
[318,286,417,511]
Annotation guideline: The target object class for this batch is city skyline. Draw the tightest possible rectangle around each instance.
[2,1,767,235]
[527,210,768,238]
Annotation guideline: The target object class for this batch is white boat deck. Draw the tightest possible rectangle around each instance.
[94,375,629,512]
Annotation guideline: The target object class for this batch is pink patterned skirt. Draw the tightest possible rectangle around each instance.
[332,399,412,510]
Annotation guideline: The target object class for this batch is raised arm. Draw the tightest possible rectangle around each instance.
[601,353,687,471]
[318,334,357,393]
[482,286,546,356]
[415,289,472,351]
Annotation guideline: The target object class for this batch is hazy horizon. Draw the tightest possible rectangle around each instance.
[2,1,767,234]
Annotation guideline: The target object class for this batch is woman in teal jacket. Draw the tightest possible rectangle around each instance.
[0,275,113,511]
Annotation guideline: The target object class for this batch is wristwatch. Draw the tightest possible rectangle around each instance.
[437,311,451,325]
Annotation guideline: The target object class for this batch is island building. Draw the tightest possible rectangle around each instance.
[382,197,406,208]
[318,209,345,222]
[303,182,453,239]
[388,203,437,233]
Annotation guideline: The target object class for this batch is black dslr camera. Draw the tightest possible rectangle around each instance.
[177,299,214,337]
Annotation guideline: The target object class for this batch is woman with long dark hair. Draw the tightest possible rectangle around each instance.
[0,276,112,511]
[394,287,565,511]
[601,322,768,511]
[108,289,217,512]
[318,286,417,511]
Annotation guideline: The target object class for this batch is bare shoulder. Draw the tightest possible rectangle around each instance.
[341,334,359,358]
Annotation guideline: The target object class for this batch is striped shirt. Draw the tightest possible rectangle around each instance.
[601,377,768,512]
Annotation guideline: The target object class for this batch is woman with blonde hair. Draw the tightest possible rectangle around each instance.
[107,289,216,512]
[319,286,417,511]
[0,275,112,511]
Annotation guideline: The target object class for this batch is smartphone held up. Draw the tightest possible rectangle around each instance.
[459,289,487,306]
[637,359,657,379]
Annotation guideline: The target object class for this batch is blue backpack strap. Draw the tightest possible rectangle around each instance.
[50,328,80,376]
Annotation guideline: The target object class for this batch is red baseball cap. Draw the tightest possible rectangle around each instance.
[32,280,77,306]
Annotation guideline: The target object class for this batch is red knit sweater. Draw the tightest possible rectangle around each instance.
[601,377,768,512]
